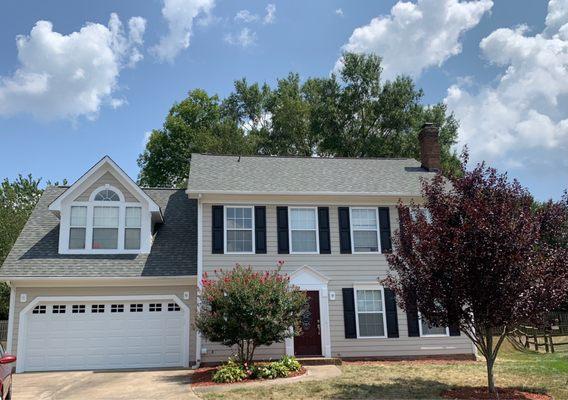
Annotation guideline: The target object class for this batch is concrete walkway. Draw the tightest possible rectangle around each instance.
[192,365,342,394]
[13,369,200,400]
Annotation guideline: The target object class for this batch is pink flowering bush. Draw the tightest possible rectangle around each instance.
[195,263,307,366]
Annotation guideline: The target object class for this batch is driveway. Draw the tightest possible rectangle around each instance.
[12,369,200,400]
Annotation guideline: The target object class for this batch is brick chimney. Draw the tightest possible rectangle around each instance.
[419,123,441,172]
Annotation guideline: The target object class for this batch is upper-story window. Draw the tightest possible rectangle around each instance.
[225,206,254,253]
[289,207,319,254]
[94,189,120,201]
[69,206,87,249]
[350,208,380,253]
[66,186,142,252]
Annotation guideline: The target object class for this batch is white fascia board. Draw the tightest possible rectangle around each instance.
[186,189,416,197]
[2,275,197,288]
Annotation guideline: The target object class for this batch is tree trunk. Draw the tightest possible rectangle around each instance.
[486,357,495,394]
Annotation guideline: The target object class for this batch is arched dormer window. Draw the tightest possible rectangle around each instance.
[67,185,142,252]
[94,189,120,201]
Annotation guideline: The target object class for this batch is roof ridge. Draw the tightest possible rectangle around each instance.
[193,153,418,161]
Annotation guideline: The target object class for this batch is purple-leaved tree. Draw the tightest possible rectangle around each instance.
[384,158,568,393]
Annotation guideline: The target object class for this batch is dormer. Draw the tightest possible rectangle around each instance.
[49,156,162,254]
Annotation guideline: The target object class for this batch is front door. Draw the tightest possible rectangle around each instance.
[294,291,322,356]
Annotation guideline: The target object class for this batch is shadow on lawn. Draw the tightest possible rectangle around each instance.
[328,378,547,400]
[328,378,451,399]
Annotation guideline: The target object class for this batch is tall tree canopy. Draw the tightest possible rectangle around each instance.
[138,53,461,187]
[384,160,568,394]
[0,175,46,319]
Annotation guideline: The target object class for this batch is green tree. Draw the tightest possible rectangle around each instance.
[0,175,44,319]
[137,89,253,187]
[138,52,462,186]
[195,263,307,366]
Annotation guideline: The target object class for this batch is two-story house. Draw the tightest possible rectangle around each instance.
[0,124,475,373]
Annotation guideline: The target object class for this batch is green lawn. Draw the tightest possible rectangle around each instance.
[201,343,568,399]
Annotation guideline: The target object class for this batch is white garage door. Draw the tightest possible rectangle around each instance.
[22,299,187,372]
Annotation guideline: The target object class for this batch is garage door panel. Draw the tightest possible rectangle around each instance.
[23,299,187,372]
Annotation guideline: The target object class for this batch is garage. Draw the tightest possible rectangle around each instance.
[17,296,189,372]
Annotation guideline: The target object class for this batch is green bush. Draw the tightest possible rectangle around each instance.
[212,359,247,383]
[213,356,302,383]
[279,355,301,372]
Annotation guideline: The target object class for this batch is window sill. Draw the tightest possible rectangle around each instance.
[356,335,388,339]
[420,334,450,338]
[59,249,146,255]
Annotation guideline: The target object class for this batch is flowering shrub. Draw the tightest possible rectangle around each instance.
[195,263,307,366]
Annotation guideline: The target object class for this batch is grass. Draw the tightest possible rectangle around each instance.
[201,342,568,400]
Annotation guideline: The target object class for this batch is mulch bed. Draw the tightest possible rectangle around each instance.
[191,366,307,387]
[344,358,477,366]
[442,387,552,400]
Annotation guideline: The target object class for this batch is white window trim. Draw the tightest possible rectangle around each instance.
[288,206,320,254]
[59,185,149,255]
[349,207,381,254]
[418,312,450,337]
[353,284,388,339]
[223,205,255,254]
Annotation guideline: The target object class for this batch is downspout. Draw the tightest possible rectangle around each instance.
[191,194,203,369]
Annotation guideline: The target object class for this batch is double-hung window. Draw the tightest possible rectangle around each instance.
[419,314,449,337]
[289,207,318,253]
[69,206,87,249]
[354,286,387,338]
[350,208,380,253]
[125,207,141,250]
[225,206,254,253]
[92,206,119,249]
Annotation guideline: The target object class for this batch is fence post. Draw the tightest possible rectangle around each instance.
[534,333,539,352]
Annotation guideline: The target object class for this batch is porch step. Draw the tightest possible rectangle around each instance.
[296,357,342,366]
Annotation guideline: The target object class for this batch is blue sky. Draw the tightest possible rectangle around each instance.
[0,0,566,200]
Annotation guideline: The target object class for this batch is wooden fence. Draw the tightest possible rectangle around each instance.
[509,312,568,353]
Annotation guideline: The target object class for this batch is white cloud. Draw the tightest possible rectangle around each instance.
[335,8,344,17]
[263,4,276,24]
[224,28,257,48]
[0,13,145,121]
[338,0,493,80]
[444,0,568,197]
[235,10,259,23]
[151,0,215,62]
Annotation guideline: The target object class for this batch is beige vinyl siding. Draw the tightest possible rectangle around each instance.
[74,172,138,202]
[201,203,474,361]
[10,285,198,363]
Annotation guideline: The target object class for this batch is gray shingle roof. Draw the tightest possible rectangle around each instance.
[187,154,435,196]
[0,186,197,278]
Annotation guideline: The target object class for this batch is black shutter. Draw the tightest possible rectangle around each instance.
[449,324,461,336]
[212,205,224,254]
[276,206,289,254]
[338,207,352,254]
[378,207,392,253]
[342,288,357,338]
[318,207,331,254]
[384,288,399,338]
[406,297,420,337]
[255,206,266,254]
